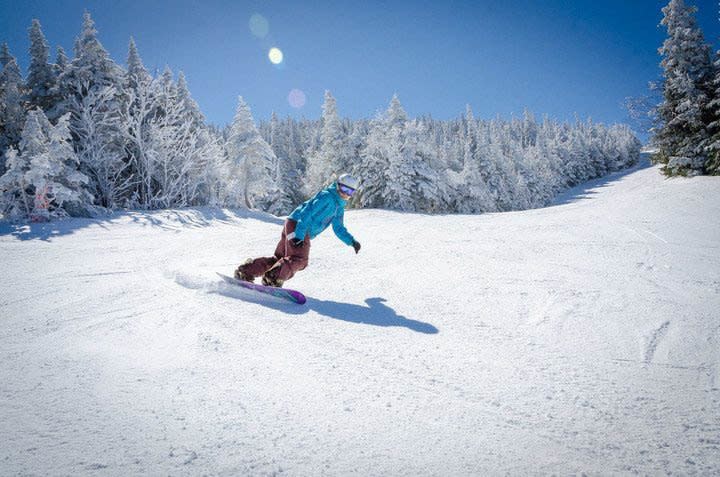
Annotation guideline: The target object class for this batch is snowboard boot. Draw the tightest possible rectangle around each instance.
[262,265,284,288]
[234,259,255,282]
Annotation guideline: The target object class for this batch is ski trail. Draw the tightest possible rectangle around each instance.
[527,291,556,326]
[638,228,668,244]
[644,320,671,365]
[621,223,669,245]
[706,324,720,390]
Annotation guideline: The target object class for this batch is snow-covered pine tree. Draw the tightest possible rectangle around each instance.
[225,97,280,211]
[609,124,642,170]
[357,95,406,209]
[26,19,59,113]
[356,94,441,211]
[176,71,205,129]
[522,142,558,207]
[197,136,228,208]
[403,118,446,212]
[655,0,714,176]
[2,111,57,219]
[602,128,624,174]
[450,106,495,213]
[537,118,565,193]
[570,119,598,183]
[485,120,516,210]
[28,112,92,216]
[70,85,129,208]
[54,12,124,121]
[268,112,282,159]
[125,37,151,92]
[122,74,159,208]
[268,112,296,214]
[383,94,411,210]
[50,11,126,207]
[144,99,219,208]
[0,148,31,218]
[0,43,12,69]
[173,72,227,206]
[120,39,154,207]
[705,49,720,175]
[1,47,24,116]
[521,109,538,149]
[159,66,177,111]
[120,71,224,209]
[0,109,90,219]
[386,93,408,129]
[0,55,27,175]
[343,120,369,208]
[305,90,351,195]
[161,66,174,87]
[384,103,413,211]
[586,120,609,177]
[54,46,69,78]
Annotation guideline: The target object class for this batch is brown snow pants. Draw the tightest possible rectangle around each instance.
[242,219,310,282]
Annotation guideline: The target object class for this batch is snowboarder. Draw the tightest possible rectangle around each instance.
[235,173,362,288]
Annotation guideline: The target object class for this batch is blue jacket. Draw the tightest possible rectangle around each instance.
[288,183,355,246]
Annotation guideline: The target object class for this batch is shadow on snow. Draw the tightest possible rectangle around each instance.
[307,297,439,334]
[207,279,438,334]
[0,207,284,241]
[550,155,654,207]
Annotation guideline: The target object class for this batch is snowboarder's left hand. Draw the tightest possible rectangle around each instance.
[352,240,361,254]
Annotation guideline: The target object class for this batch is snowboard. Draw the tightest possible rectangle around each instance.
[217,273,307,305]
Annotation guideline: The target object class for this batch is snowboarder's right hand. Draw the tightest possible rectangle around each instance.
[290,238,304,247]
[352,240,361,254]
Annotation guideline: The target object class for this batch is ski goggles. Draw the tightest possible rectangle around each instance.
[338,184,356,196]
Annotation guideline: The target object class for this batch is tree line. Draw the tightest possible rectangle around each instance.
[0,13,640,221]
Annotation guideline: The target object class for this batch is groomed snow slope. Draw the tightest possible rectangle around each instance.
[2,160,719,475]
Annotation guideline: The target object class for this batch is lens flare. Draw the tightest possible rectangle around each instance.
[268,47,284,65]
[288,89,306,108]
[249,14,269,38]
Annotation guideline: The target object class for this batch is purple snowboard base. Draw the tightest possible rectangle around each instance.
[217,273,307,305]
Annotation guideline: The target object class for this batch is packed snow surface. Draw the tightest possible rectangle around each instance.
[2,160,719,475]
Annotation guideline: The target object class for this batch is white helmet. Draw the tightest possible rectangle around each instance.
[337,173,359,190]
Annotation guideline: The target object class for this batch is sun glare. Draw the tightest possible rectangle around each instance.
[288,89,306,108]
[268,47,284,65]
[249,13,269,38]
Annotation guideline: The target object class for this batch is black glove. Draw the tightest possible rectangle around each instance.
[290,238,304,247]
[352,240,361,254]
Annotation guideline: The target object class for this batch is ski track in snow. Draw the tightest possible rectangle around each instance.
[644,320,671,365]
[2,162,720,475]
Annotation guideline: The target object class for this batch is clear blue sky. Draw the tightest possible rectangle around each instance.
[1,0,719,129]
